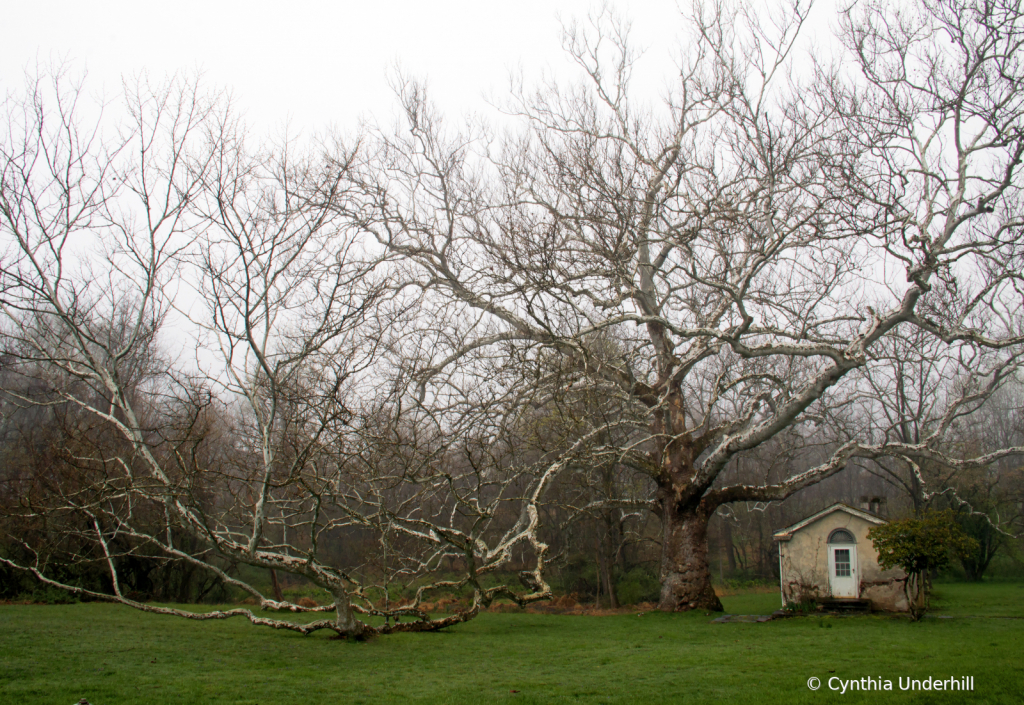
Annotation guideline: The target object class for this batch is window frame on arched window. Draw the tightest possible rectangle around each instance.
[828,528,856,544]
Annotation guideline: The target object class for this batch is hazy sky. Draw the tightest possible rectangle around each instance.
[2,0,698,137]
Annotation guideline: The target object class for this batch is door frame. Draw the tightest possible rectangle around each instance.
[828,543,859,598]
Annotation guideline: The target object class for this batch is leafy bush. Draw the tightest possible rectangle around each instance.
[869,510,978,620]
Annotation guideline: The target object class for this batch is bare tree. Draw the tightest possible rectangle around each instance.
[338,0,1024,611]
[0,69,558,637]
[851,328,957,514]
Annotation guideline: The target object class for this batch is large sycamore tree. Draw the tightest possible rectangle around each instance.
[341,0,1024,611]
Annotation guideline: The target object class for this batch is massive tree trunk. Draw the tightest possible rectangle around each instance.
[650,391,724,612]
[658,500,724,612]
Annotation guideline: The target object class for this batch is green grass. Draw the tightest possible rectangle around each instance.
[929,581,1024,617]
[1,584,1022,704]
[716,587,782,614]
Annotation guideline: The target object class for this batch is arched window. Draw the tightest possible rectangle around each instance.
[828,529,856,544]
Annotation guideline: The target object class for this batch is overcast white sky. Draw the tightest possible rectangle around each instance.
[1,0,709,137]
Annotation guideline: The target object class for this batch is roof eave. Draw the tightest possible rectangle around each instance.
[772,502,886,540]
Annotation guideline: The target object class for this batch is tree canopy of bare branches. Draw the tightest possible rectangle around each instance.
[0,69,557,637]
[2,0,1024,630]
[335,0,1024,610]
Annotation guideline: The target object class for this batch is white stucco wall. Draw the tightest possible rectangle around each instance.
[776,509,907,611]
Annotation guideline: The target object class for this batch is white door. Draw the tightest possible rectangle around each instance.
[828,545,858,598]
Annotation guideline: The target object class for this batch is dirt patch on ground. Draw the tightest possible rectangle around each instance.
[526,603,661,616]
[522,600,661,616]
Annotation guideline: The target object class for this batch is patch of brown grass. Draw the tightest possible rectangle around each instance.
[524,599,660,616]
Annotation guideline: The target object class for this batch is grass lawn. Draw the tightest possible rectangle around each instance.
[1,583,1021,704]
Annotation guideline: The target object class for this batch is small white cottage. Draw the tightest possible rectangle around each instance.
[773,503,908,611]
